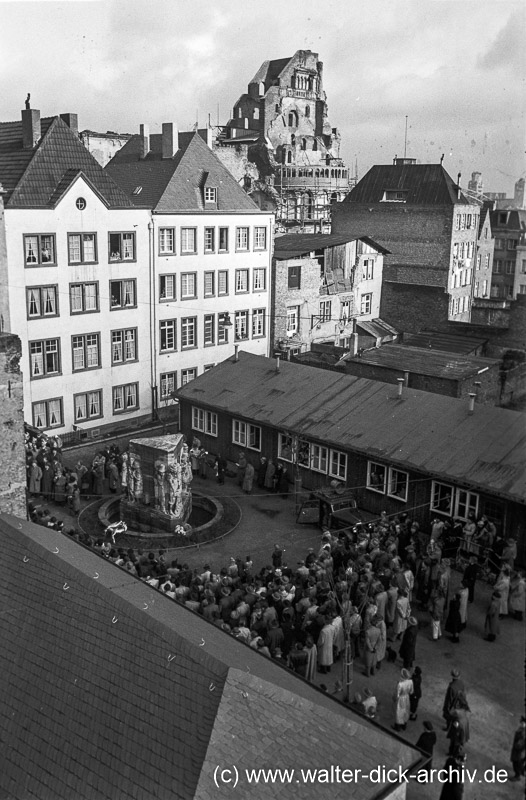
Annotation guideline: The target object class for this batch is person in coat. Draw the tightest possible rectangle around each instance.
[256,456,268,489]
[107,459,120,494]
[214,454,227,485]
[484,590,501,641]
[375,614,387,670]
[445,592,462,643]
[317,618,335,674]
[439,750,467,800]
[399,616,418,669]
[462,556,479,603]
[415,721,437,777]
[509,716,525,781]
[392,668,414,731]
[363,615,381,676]
[409,666,422,720]
[442,669,466,728]
[242,462,255,494]
[41,461,54,501]
[264,459,276,491]
[494,566,511,617]
[430,588,446,640]
[198,448,209,479]
[71,484,81,516]
[53,472,67,505]
[393,589,411,639]
[509,571,525,621]
[236,452,247,487]
[28,460,42,495]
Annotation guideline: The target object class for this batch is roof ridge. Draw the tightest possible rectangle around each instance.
[7,115,60,205]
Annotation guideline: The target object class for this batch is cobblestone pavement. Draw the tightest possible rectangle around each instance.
[42,441,525,800]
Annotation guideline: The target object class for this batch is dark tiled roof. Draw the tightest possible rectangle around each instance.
[274,233,390,259]
[107,131,259,212]
[0,516,422,800]
[177,352,526,502]
[490,208,526,232]
[342,344,499,380]
[343,164,472,206]
[0,116,134,208]
[250,57,293,86]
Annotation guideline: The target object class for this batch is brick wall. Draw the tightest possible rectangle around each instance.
[380,282,449,333]
[0,333,27,518]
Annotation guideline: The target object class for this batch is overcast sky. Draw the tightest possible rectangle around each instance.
[1,0,524,193]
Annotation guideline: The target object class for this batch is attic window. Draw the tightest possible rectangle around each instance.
[132,186,143,196]
[204,187,217,203]
[382,190,408,202]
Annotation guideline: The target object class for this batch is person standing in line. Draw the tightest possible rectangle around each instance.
[392,668,414,732]
[430,587,446,641]
[409,665,422,721]
[415,721,436,778]
[462,555,479,604]
[363,615,381,677]
[399,616,418,670]
[445,591,462,643]
[242,461,255,494]
[236,451,247,487]
[494,565,511,618]
[458,582,469,630]
[257,456,268,489]
[442,669,466,730]
[264,458,275,491]
[484,590,501,642]
[439,749,467,800]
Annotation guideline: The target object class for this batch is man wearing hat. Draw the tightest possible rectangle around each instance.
[442,669,467,729]
[399,615,419,670]
[363,614,381,676]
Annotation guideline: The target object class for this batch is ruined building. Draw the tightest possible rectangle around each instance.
[216,50,352,231]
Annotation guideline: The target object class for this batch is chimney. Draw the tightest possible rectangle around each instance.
[468,393,476,415]
[276,355,281,372]
[397,377,404,397]
[234,344,239,362]
[162,122,178,159]
[21,108,41,149]
[60,113,78,135]
[457,172,462,200]
[139,124,150,160]
[349,331,358,357]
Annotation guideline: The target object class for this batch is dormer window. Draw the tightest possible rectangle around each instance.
[381,190,408,202]
[204,187,217,204]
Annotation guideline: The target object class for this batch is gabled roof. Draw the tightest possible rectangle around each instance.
[0,115,134,208]
[274,233,390,259]
[177,352,526,502]
[250,56,294,87]
[106,131,259,212]
[342,163,473,206]
[490,208,526,232]
[0,515,421,800]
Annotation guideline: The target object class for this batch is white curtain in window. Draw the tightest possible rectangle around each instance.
[30,342,43,376]
[125,384,137,408]
[89,391,100,417]
[85,284,97,310]
[69,235,81,263]
[33,402,46,428]
[28,288,40,316]
[122,234,134,260]
[86,335,98,367]
[43,287,56,315]
[25,236,38,263]
[124,281,134,306]
[113,387,124,411]
[83,235,95,262]
[72,338,85,370]
[124,330,135,360]
[75,395,87,420]
[48,399,61,426]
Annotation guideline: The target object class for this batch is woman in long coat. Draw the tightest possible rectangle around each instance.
[305,635,318,682]
[375,615,387,669]
[393,590,411,639]
[399,616,418,669]
[484,591,501,641]
[53,472,67,505]
[41,462,54,501]
[494,567,511,617]
[242,462,255,494]
[317,618,335,674]
[445,593,462,643]
[264,459,275,491]
[28,461,42,495]
[392,668,414,731]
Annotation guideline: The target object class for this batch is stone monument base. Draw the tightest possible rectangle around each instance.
[120,494,192,534]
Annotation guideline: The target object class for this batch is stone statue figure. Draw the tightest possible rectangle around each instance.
[129,457,142,502]
[121,452,129,496]
[154,458,167,513]
[180,444,193,490]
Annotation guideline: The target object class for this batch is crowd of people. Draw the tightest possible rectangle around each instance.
[23,431,525,790]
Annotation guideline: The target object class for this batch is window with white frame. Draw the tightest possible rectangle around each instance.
[218,271,229,295]
[204,187,217,203]
[181,317,197,348]
[68,233,97,264]
[456,488,479,520]
[430,481,454,516]
[160,274,176,301]
[254,227,267,250]
[113,382,138,413]
[360,293,372,315]
[181,368,197,385]
[160,320,177,352]
[181,273,197,299]
[192,406,218,436]
[111,328,137,364]
[74,390,102,421]
[388,467,408,502]
[253,268,266,291]
[219,228,229,252]
[236,227,249,251]
[26,286,58,319]
[29,338,61,378]
[287,306,299,333]
[310,443,328,473]
[204,314,215,345]
[24,234,56,266]
[160,372,177,400]
[232,419,261,450]
[278,433,294,462]
[367,461,386,493]
[319,300,332,322]
[362,259,374,280]
[109,232,135,262]
[234,310,249,340]
[204,272,215,297]
[181,228,197,254]
[218,313,229,344]
[110,279,136,309]
[204,227,215,253]
[72,333,100,371]
[70,282,99,313]
[329,449,347,480]
[235,269,249,293]
[159,228,175,255]
[252,308,265,337]
[32,398,63,430]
